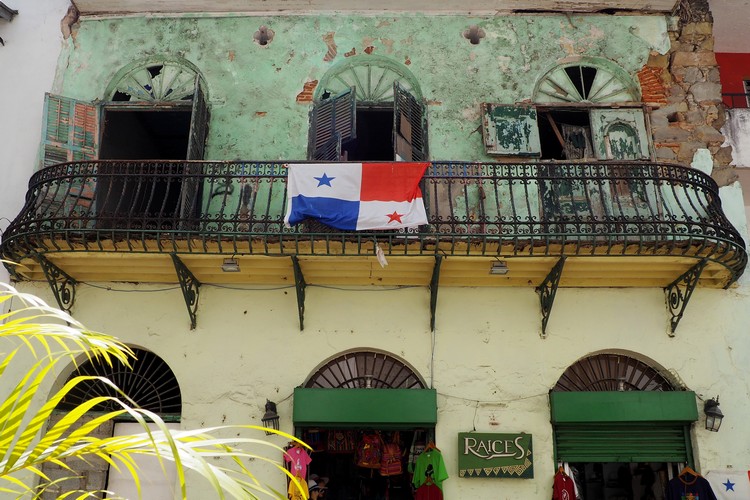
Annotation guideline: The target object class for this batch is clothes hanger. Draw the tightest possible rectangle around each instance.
[424,440,440,452]
[679,465,700,477]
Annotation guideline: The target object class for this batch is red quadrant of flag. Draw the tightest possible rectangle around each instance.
[360,162,428,202]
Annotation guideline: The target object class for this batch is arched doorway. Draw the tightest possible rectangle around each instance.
[46,347,182,498]
[293,350,438,500]
[550,353,699,500]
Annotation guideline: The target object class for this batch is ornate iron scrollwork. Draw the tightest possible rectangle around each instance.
[429,255,443,332]
[536,256,566,338]
[665,259,707,336]
[36,255,76,313]
[170,254,201,330]
[291,256,306,331]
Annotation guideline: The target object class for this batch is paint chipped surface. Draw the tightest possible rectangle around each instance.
[322,32,337,62]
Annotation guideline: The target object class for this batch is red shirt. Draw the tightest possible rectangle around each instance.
[552,472,576,500]
[415,483,443,500]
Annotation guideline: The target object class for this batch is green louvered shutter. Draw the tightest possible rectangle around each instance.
[41,93,98,168]
[482,103,541,156]
[180,76,210,227]
[309,88,356,160]
[393,82,428,161]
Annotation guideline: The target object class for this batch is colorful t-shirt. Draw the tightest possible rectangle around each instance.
[412,449,449,491]
[288,476,309,500]
[666,475,718,500]
[552,472,576,500]
[415,482,444,500]
[284,447,312,479]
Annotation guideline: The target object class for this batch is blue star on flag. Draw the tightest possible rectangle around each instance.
[314,173,335,187]
[723,479,736,491]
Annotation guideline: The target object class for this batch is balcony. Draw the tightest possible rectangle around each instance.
[2,160,745,332]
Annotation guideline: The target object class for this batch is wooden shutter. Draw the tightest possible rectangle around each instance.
[180,77,210,223]
[393,82,428,161]
[482,103,541,156]
[41,93,98,167]
[590,108,649,160]
[309,88,356,160]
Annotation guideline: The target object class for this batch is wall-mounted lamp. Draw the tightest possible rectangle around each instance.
[221,257,240,272]
[490,261,509,275]
[704,396,723,432]
[261,400,280,435]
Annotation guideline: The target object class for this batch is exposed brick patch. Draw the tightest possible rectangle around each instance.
[322,32,337,62]
[637,66,668,105]
[364,46,375,54]
[345,47,356,57]
[228,50,235,61]
[404,57,411,66]
[296,80,319,103]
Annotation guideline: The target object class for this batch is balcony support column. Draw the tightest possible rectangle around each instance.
[536,256,566,338]
[171,254,201,330]
[37,255,77,313]
[665,259,707,336]
[429,255,443,331]
[291,256,306,331]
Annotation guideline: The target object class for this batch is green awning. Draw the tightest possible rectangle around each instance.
[550,391,699,423]
[293,388,437,428]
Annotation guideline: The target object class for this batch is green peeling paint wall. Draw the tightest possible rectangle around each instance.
[58,14,669,163]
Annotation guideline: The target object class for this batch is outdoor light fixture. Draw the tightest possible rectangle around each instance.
[704,396,724,432]
[490,261,509,275]
[221,257,240,272]
[261,400,280,435]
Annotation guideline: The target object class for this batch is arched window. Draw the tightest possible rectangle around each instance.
[305,350,425,389]
[553,353,675,392]
[309,56,428,161]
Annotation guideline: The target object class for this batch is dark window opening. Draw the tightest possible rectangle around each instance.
[538,109,592,160]
[345,108,394,161]
[97,108,192,226]
[565,65,598,100]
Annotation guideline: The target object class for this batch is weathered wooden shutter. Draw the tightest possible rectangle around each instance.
[590,108,649,160]
[180,77,210,223]
[482,103,541,156]
[41,93,98,167]
[309,88,356,160]
[393,82,428,161]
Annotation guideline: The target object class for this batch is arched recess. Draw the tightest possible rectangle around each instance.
[309,56,428,161]
[294,349,435,429]
[550,352,698,467]
[104,57,208,102]
[58,346,182,418]
[304,349,427,389]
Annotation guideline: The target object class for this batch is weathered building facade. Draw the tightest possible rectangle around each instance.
[2,0,750,498]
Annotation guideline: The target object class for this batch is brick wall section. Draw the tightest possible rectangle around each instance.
[649,0,736,186]
[296,80,318,103]
[638,66,668,105]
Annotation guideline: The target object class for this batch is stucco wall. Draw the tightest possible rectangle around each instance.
[0,0,69,286]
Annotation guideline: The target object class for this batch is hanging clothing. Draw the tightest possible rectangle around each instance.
[412,449,448,491]
[415,481,444,500]
[666,474,718,500]
[552,470,576,500]
[288,476,309,500]
[284,447,312,479]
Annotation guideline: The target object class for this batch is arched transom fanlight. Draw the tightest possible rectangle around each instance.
[109,61,200,102]
[305,351,425,389]
[317,56,422,104]
[553,353,675,392]
[534,62,639,104]
[59,348,182,415]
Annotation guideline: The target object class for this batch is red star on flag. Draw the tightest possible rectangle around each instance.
[386,211,404,224]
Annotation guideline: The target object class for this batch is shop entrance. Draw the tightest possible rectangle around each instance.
[566,462,677,500]
[292,351,439,500]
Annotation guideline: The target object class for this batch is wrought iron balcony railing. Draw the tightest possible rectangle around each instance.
[1,160,746,286]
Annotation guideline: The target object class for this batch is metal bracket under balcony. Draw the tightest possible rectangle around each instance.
[665,259,707,336]
[36,254,77,313]
[536,256,566,338]
[292,256,306,331]
[429,255,443,331]
[171,254,201,330]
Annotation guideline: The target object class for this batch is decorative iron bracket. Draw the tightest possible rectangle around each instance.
[170,254,201,330]
[291,256,306,331]
[536,256,566,338]
[429,255,443,331]
[665,259,707,336]
[36,255,77,313]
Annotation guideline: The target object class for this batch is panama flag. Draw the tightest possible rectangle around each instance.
[284,162,429,231]
[706,470,750,499]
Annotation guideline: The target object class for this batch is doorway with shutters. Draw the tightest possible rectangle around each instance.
[308,56,428,162]
[40,59,210,229]
[550,353,700,500]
